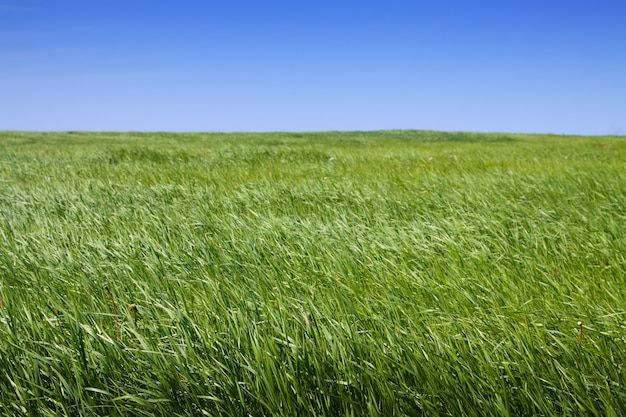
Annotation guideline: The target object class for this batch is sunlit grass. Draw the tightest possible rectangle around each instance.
[0,130,625,415]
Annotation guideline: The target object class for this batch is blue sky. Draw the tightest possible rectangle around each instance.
[1,0,625,134]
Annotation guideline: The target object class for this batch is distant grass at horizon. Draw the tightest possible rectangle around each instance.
[1,130,625,416]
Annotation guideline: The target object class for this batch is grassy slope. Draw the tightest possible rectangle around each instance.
[0,131,625,416]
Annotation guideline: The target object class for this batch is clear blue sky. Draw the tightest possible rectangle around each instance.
[1,0,625,134]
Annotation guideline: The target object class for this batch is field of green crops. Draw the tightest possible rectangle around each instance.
[0,130,625,416]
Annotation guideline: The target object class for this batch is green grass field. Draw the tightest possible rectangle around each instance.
[0,130,625,416]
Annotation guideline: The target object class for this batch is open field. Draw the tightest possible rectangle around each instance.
[0,130,625,416]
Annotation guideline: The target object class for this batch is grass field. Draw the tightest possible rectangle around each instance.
[0,130,625,416]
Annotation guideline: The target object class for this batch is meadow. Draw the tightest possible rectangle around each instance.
[0,130,625,416]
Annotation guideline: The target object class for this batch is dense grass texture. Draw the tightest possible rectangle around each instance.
[0,130,625,416]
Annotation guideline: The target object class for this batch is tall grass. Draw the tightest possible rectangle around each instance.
[0,130,625,416]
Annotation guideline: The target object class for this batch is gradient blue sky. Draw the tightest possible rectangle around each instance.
[1,0,625,134]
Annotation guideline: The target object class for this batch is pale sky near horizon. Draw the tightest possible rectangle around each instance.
[1,0,625,135]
